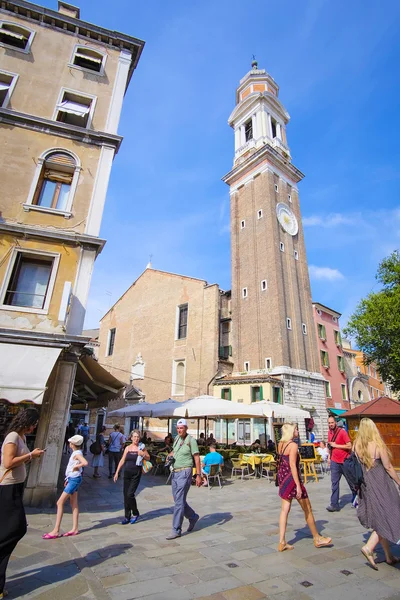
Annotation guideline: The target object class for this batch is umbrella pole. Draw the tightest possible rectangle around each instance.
[226,419,228,446]
[141,417,144,434]
[264,419,267,451]
[197,419,200,440]
[167,418,170,435]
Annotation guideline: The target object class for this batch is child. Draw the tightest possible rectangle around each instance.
[42,434,88,539]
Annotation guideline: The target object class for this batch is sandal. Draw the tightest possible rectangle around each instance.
[314,536,332,548]
[63,531,79,537]
[278,542,294,552]
[361,545,378,570]
[42,533,60,539]
[386,556,400,566]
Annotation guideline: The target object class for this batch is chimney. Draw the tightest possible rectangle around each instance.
[58,1,80,19]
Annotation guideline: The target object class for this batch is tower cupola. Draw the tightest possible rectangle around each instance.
[228,62,291,166]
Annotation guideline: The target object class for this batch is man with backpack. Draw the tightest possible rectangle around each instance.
[326,415,353,512]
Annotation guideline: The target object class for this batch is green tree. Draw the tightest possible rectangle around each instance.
[344,250,400,393]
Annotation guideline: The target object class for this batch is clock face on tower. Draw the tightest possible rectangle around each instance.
[276,202,298,236]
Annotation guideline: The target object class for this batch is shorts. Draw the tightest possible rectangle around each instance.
[64,476,82,495]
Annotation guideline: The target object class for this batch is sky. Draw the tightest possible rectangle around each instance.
[48,0,400,329]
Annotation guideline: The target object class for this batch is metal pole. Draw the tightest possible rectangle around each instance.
[264,419,267,451]
[197,418,200,440]
[226,419,229,446]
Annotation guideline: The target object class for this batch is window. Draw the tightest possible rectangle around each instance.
[321,350,330,368]
[302,323,307,334]
[273,386,282,404]
[244,119,253,141]
[332,316,338,323]
[261,280,267,291]
[265,357,272,369]
[280,242,285,252]
[288,194,292,203]
[221,388,231,400]
[2,252,56,310]
[71,46,105,74]
[219,345,232,359]
[257,209,263,219]
[337,355,345,372]
[240,220,245,229]
[274,183,279,192]
[107,328,116,356]
[357,390,363,402]
[0,21,34,52]
[251,386,263,402]
[325,381,332,398]
[334,330,342,346]
[287,317,292,330]
[242,287,248,299]
[341,384,347,401]
[318,323,327,340]
[0,71,18,108]
[55,89,95,128]
[172,360,185,395]
[177,303,188,339]
[271,117,277,139]
[24,149,80,216]
[244,361,250,372]
[294,250,299,260]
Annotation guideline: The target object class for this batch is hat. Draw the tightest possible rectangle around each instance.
[68,434,84,446]
[176,418,188,427]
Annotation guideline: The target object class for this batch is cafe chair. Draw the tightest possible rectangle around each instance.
[231,458,250,480]
[260,455,276,482]
[203,463,223,490]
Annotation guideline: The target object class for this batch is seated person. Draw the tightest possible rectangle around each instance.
[317,440,329,462]
[159,435,173,453]
[250,439,262,452]
[267,439,276,453]
[201,444,224,485]
[206,433,216,446]
[197,432,206,446]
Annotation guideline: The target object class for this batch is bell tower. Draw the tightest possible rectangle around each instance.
[222,61,326,432]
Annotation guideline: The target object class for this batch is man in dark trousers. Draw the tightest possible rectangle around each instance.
[326,415,353,512]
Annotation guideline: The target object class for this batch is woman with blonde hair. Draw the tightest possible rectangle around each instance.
[353,418,400,570]
[277,422,332,552]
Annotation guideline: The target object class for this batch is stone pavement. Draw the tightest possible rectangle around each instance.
[6,460,400,600]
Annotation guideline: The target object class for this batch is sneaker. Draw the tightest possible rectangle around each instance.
[326,505,340,512]
[187,514,199,532]
[166,533,181,540]
[130,516,139,524]
[121,518,130,525]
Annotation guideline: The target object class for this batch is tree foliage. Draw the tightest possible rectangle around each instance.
[344,250,400,393]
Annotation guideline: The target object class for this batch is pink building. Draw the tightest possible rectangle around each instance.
[313,302,350,414]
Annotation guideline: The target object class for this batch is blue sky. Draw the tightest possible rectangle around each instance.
[50,0,400,329]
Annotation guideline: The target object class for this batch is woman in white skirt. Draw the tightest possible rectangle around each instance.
[92,426,106,478]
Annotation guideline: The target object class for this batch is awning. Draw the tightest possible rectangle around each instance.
[0,28,25,40]
[73,355,125,406]
[0,343,61,404]
[75,52,102,64]
[57,100,90,117]
[329,408,347,416]
[0,83,10,91]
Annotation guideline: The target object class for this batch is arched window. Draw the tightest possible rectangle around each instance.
[173,361,185,396]
[24,149,81,217]
[0,22,35,52]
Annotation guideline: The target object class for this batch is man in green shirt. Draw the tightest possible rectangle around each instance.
[166,418,202,539]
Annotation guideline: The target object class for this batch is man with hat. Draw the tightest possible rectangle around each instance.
[166,418,202,540]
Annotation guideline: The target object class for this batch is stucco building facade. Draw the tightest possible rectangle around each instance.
[0,0,143,504]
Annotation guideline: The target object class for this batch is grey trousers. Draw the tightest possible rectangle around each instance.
[171,468,197,535]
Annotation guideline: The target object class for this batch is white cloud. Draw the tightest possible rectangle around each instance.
[309,265,344,281]
[303,213,352,227]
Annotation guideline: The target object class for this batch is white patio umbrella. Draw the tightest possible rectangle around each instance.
[152,395,266,419]
[108,402,155,418]
[257,401,310,420]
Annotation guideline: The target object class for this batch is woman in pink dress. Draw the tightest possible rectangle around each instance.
[277,422,332,552]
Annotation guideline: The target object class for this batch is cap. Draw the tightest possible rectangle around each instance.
[176,418,188,427]
[68,434,84,446]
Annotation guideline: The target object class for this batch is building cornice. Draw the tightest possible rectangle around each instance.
[0,222,106,255]
[222,143,304,187]
[0,108,123,151]
[0,0,145,85]
[313,301,341,319]
[0,327,90,348]
[214,375,284,386]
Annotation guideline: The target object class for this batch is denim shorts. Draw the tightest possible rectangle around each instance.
[64,476,82,495]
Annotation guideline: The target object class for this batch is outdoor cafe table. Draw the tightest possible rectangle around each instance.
[240,453,276,477]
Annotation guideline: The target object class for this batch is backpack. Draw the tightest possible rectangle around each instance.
[342,452,364,492]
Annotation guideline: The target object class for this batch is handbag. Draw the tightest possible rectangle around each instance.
[142,459,153,474]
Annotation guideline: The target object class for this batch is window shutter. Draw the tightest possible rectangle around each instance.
[220,389,224,399]
[228,388,232,401]
[46,152,76,168]
[229,345,232,356]
[260,385,263,401]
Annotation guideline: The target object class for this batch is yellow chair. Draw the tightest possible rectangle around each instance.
[260,455,276,482]
[231,458,250,480]
[203,463,223,490]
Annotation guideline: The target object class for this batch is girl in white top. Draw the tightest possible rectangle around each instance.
[42,435,88,539]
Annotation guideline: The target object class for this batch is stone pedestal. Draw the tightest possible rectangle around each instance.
[25,348,79,507]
